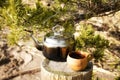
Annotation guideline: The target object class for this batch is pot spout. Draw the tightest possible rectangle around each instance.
[31,35,43,51]
[24,29,43,51]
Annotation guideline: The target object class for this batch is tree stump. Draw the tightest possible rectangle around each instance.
[41,59,93,80]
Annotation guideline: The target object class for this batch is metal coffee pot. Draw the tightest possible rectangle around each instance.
[25,25,75,61]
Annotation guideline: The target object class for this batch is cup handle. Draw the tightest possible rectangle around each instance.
[87,53,93,62]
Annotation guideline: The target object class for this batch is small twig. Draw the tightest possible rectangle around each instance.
[0,68,41,80]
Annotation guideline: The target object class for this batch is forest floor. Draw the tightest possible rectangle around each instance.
[0,11,120,80]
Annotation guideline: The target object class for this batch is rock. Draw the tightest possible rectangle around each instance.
[93,65,116,80]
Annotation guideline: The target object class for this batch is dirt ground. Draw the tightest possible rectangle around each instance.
[0,38,119,80]
[0,40,44,80]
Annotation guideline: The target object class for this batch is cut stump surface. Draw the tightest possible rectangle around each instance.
[41,59,93,80]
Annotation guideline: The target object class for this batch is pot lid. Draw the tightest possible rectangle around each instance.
[44,25,71,47]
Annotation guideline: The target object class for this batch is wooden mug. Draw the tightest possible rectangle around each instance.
[67,51,93,71]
